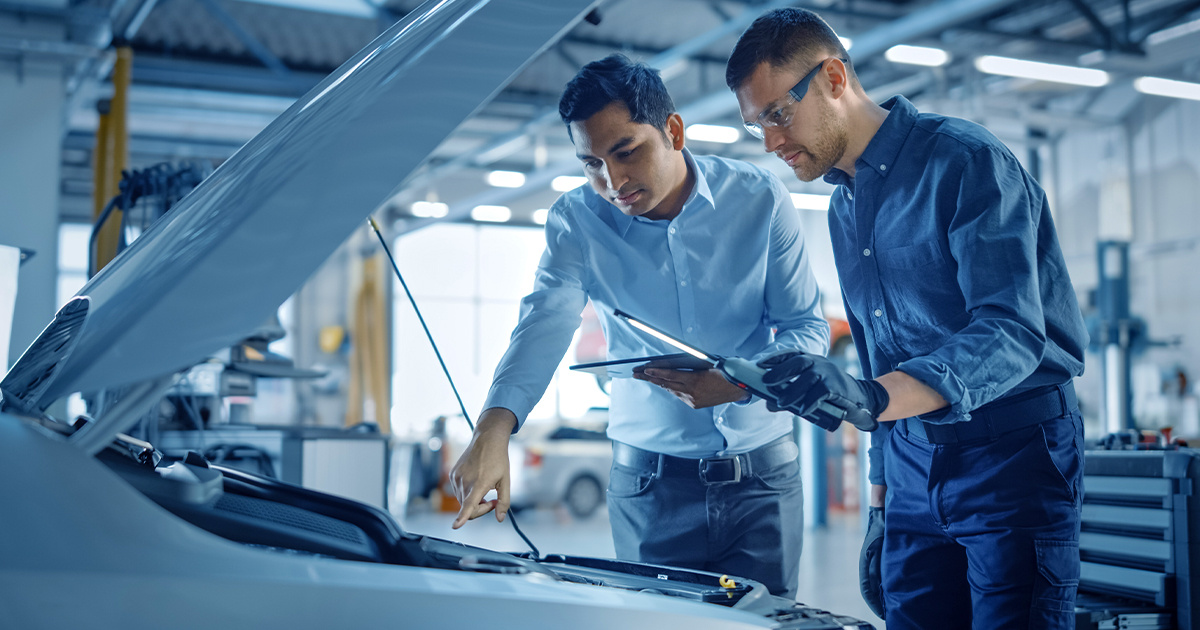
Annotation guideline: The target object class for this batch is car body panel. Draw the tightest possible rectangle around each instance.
[0,416,779,629]
[1,0,595,416]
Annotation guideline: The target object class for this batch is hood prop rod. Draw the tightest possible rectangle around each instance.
[367,217,540,560]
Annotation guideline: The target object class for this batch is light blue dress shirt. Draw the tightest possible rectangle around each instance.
[484,149,829,458]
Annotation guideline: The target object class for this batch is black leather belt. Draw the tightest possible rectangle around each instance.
[611,434,798,485]
[904,381,1077,445]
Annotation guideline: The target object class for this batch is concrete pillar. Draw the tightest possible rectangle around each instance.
[0,10,66,368]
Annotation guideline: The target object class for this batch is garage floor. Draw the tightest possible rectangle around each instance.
[402,506,885,628]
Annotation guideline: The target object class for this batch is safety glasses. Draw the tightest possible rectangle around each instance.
[743,58,846,140]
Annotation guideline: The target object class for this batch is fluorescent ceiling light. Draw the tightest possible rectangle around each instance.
[685,124,740,144]
[471,205,512,223]
[532,208,550,225]
[790,193,831,211]
[839,37,853,50]
[1146,17,1200,46]
[411,201,448,218]
[975,55,1109,87]
[1134,76,1200,102]
[551,175,587,192]
[486,170,526,188]
[659,59,689,81]
[239,0,375,17]
[885,45,950,67]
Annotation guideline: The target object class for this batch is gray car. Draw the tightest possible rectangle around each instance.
[509,413,612,519]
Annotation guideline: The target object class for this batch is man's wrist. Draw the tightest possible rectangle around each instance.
[476,408,518,435]
[869,484,887,508]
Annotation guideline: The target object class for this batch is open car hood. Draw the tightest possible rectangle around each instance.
[0,0,596,440]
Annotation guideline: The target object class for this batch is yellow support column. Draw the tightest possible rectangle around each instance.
[347,248,392,434]
[91,46,132,276]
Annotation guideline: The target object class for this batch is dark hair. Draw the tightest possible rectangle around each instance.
[558,53,675,141]
[725,8,853,91]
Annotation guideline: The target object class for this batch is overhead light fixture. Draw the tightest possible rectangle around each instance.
[486,170,526,188]
[551,175,587,192]
[1134,76,1200,102]
[790,193,831,211]
[685,124,740,144]
[532,208,550,225]
[471,205,511,223]
[1146,17,1200,46]
[659,59,689,81]
[411,201,448,218]
[839,37,853,51]
[974,55,1109,87]
[885,45,950,67]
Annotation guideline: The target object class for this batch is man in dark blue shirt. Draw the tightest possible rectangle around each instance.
[726,8,1088,630]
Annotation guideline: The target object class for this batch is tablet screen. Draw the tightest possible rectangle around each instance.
[569,353,714,378]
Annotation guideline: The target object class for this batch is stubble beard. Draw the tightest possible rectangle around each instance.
[791,104,848,182]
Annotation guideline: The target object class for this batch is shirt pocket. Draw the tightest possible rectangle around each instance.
[875,239,964,336]
[876,239,946,269]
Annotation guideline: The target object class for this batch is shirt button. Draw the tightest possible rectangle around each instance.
[880,164,887,171]
[847,192,854,200]
[687,326,694,333]
[668,227,676,234]
[681,280,688,287]
[874,309,883,317]
[863,248,871,257]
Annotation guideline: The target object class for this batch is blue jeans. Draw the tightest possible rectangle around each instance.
[883,406,1084,629]
[606,438,805,598]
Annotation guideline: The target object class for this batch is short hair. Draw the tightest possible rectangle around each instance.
[725,8,854,91]
[558,53,675,141]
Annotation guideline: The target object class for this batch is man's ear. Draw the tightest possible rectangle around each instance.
[826,58,850,99]
[665,112,686,150]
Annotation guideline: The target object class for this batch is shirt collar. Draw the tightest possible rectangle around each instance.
[823,95,917,187]
[603,148,710,237]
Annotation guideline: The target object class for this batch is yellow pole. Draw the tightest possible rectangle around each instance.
[92,46,132,275]
[346,252,392,434]
[91,101,110,224]
[367,253,391,434]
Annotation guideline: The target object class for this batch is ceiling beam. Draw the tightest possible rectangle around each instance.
[405,0,1026,232]
[393,0,801,197]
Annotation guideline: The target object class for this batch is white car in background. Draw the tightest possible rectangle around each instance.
[509,411,611,518]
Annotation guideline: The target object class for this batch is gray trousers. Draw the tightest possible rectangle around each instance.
[606,436,805,598]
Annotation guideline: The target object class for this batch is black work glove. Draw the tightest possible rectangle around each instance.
[757,352,889,431]
[859,506,886,619]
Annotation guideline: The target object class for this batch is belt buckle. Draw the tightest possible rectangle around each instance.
[699,456,741,485]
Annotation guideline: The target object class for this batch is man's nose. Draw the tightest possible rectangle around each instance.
[762,126,786,154]
[604,163,629,192]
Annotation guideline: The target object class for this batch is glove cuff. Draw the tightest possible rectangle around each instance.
[861,379,890,418]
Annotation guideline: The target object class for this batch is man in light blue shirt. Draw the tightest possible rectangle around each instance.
[449,54,828,598]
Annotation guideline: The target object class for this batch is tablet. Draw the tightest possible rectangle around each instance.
[569,353,714,378]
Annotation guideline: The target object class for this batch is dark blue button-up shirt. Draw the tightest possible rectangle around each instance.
[824,96,1087,484]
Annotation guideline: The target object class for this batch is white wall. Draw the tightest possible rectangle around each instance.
[389,223,609,439]
[0,13,65,368]
[1051,96,1200,431]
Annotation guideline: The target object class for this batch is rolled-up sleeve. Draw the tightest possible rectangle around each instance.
[483,204,589,429]
[896,146,1047,423]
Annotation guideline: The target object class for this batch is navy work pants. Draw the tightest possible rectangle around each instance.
[883,401,1084,629]
[606,435,805,598]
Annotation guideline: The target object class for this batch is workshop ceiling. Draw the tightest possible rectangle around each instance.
[3,0,1199,227]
